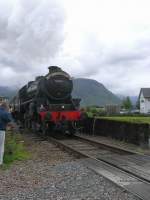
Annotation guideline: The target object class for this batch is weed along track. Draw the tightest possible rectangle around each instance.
[49,135,150,200]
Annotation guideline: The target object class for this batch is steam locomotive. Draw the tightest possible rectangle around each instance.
[11,66,81,135]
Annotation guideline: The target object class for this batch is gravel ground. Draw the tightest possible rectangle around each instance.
[0,133,140,200]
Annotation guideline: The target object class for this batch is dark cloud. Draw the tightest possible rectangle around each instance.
[107,51,147,65]
[1,0,150,96]
[55,32,150,96]
[0,0,65,85]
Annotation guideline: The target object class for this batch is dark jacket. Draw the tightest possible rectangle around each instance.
[0,107,13,130]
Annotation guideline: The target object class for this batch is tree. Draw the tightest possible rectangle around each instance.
[122,96,132,110]
[136,99,140,109]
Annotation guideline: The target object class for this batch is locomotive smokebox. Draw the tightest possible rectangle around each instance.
[39,66,73,100]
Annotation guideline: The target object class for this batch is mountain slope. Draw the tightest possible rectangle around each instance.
[0,87,16,98]
[72,78,121,106]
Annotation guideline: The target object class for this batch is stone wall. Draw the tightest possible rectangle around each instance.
[83,118,150,147]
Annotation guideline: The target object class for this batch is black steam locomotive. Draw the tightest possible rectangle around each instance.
[11,66,81,135]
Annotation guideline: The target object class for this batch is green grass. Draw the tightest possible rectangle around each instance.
[98,116,150,124]
[2,132,30,168]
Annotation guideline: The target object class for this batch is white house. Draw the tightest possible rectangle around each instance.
[139,88,150,114]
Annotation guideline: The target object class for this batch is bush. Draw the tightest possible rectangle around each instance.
[86,106,106,117]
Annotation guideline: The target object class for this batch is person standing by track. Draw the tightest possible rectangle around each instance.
[0,102,14,165]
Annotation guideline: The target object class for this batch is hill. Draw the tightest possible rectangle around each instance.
[0,86,16,98]
[72,78,121,106]
[130,96,138,105]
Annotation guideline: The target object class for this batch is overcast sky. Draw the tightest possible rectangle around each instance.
[0,0,150,96]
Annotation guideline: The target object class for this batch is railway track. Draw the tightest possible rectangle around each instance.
[49,134,150,200]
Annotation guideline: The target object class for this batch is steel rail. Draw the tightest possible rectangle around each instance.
[74,134,136,155]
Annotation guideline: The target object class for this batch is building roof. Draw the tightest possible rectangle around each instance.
[140,88,150,98]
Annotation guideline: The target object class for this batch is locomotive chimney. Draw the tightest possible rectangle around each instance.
[48,66,61,73]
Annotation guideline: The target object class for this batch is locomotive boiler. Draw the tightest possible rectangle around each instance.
[11,66,81,135]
